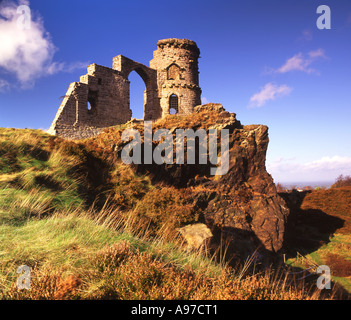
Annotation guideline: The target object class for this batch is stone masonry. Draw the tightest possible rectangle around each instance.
[48,39,202,140]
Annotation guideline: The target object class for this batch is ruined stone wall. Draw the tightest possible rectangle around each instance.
[49,63,132,139]
[112,55,161,120]
[150,39,202,117]
[49,39,202,140]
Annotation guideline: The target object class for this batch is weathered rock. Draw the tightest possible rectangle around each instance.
[202,123,290,258]
[194,103,225,114]
[178,223,213,250]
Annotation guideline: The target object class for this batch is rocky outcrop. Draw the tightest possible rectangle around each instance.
[201,121,290,259]
[91,103,290,261]
[140,104,288,258]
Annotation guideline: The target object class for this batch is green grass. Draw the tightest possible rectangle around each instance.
[1,214,127,269]
[0,210,227,299]
[0,212,223,274]
[1,210,324,300]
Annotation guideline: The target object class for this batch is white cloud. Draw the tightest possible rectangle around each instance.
[0,0,86,88]
[201,97,210,104]
[275,49,327,75]
[304,156,351,172]
[249,82,292,108]
[277,53,310,73]
[267,156,351,183]
[308,48,326,59]
[299,29,313,41]
[0,0,55,86]
[0,78,10,92]
[46,61,90,75]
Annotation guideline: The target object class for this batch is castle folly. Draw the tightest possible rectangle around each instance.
[49,39,202,140]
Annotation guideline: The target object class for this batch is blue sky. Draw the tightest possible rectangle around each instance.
[0,0,350,185]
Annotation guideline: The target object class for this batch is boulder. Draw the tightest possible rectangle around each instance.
[178,223,213,250]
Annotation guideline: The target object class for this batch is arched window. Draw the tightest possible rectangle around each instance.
[167,64,181,80]
[169,94,179,115]
[87,90,98,114]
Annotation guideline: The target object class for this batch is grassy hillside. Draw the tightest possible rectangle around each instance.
[0,126,347,300]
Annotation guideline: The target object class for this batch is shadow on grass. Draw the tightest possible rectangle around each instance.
[280,191,345,258]
[279,190,350,299]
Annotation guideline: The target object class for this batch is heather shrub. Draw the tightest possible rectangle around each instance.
[108,165,151,210]
[93,241,134,273]
[84,246,326,300]
[2,265,81,300]
[134,186,197,238]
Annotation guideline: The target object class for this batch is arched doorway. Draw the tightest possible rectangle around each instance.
[128,70,146,120]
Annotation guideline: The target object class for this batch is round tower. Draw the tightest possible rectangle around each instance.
[150,38,202,117]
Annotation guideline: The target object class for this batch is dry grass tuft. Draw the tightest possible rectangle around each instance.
[93,241,134,273]
[82,243,327,300]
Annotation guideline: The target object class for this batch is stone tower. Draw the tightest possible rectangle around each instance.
[49,38,202,140]
[150,38,202,117]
